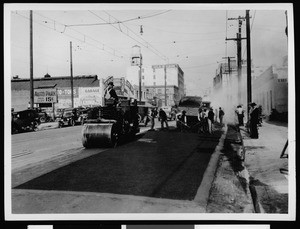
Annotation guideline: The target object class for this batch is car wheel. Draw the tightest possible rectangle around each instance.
[31,122,38,131]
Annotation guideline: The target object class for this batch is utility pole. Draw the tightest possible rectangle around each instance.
[29,10,34,109]
[70,41,74,108]
[285,10,288,46]
[246,10,252,120]
[226,16,246,105]
[164,64,167,106]
[139,63,142,102]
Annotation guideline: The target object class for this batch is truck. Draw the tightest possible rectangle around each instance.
[175,96,203,132]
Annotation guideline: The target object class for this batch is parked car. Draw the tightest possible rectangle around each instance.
[56,108,77,127]
[37,111,52,123]
[76,107,91,125]
[11,109,40,134]
[54,108,64,120]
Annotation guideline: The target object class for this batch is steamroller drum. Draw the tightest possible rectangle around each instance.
[82,123,119,148]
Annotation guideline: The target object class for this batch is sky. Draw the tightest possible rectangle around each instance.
[7,4,290,96]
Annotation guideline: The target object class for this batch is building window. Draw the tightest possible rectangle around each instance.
[142,75,144,80]
[142,68,144,73]
[153,74,156,79]
[153,82,156,86]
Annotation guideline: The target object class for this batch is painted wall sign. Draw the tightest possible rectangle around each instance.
[34,88,57,103]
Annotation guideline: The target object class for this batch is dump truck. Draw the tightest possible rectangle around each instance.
[175,96,203,132]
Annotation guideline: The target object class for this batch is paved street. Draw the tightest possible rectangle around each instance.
[11,120,224,213]
[11,119,165,187]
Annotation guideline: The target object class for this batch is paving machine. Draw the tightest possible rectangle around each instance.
[82,98,140,148]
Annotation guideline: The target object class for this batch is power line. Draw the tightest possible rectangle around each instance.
[127,23,226,35]
[65,10,172,27]
[150,36,225,45]
[182,62,217,69]
[103,10,169,62]
[23,11,128,59]
[89,10,169,62]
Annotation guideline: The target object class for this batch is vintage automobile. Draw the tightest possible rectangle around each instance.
[54,108,64,120]
[37,111,52,123]
[11,109,40,134]
[75,107,91,125]
[56,108,77,127]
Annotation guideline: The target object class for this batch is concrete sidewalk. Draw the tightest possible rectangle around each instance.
[240,121,289,213]
[37,121,60,130]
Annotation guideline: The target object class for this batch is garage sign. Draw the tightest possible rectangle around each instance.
[34,88,58,103]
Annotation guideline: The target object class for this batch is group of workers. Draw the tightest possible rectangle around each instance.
[177,107,224,134]
[104,81,170,131]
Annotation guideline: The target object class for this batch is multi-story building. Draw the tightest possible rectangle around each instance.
[212,55,288,121]
[126,63,185,106]
[252,56,288,116]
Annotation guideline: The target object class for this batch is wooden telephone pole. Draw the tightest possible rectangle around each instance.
[70,41,74,108]
[226,16,246,105]
[30,10,34,109]
[246,10,252,119]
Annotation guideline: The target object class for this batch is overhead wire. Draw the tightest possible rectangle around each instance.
[65,9,172,27]
[126,22,226,35]
[103,10,170,62]
[181,62,217,69]
[22,11,128,59]
[89,10,169,62]
[150,36,225,45]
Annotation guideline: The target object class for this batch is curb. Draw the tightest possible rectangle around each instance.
[37,122,60,130]
[249,183,265,213]
[193,124,228,208]
[237,126,265,213]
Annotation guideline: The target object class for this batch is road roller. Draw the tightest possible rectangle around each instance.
[82,98,140,148]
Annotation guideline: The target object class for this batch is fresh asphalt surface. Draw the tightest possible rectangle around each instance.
[15,128,223,201]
